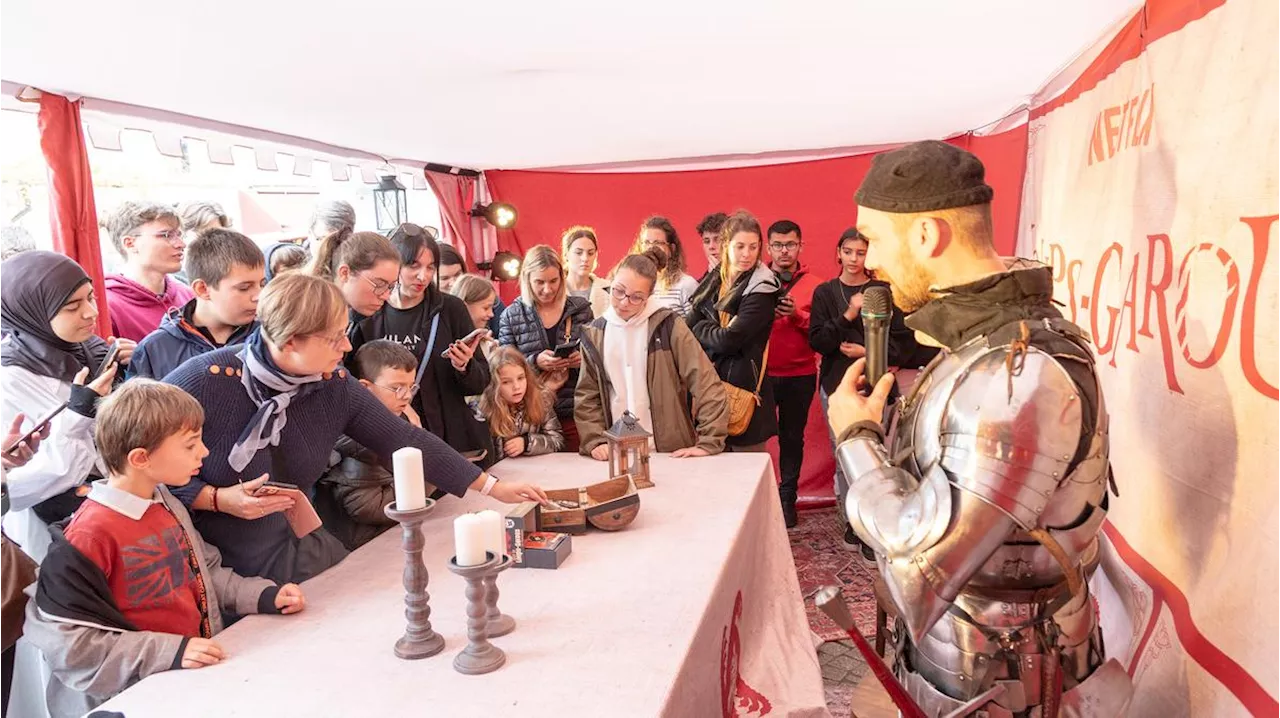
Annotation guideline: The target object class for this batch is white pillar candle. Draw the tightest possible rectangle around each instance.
[475,509,506,557]
[454,514,488,566]
[624,368,636,415]
[392,447,427,511]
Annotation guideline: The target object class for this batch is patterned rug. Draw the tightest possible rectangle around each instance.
[788,506,879,642]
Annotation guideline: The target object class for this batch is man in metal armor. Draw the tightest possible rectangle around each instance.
[827,141,1132,717]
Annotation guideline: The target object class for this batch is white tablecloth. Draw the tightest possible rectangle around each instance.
[99,453,830,717]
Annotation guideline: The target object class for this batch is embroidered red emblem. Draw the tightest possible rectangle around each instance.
[720,590,773,717]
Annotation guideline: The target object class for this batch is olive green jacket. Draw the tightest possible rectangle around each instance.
[575,309,728,455]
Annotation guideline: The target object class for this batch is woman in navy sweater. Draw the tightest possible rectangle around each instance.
[165,273,548,583]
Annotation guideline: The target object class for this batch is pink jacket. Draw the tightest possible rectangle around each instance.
[104,274,195,343]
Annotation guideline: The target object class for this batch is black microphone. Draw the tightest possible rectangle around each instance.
[861,286,892,389]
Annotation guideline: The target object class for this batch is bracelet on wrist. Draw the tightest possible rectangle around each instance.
[211,487,220,513]
[480,475,499,496]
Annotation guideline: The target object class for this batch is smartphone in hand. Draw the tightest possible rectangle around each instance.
[553,340,580,359]
[94,342,121,379]
[3,405,65,456]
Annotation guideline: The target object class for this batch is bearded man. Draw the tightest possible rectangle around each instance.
[827,141,1132,716]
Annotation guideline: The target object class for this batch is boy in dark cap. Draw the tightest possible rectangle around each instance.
[825,141,1130,714]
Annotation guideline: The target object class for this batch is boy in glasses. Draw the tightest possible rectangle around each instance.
[101,201,196,343]
[314,340,437,549]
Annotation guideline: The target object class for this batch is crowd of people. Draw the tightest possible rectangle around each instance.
[0,196,937,716]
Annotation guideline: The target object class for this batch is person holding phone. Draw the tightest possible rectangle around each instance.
[2,411,45,717]
[1,251,122,561]
[164,274,548,583]
[350,224,493,465]
[497,245,593,452]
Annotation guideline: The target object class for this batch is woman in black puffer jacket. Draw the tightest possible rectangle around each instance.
[686,211,781,450]
[497,245,593,451]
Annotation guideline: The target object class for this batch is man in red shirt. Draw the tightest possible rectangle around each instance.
[765,220,823,528]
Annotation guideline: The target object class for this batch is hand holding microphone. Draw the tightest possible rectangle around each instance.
[827,286,897,438]
[860,286,892,391]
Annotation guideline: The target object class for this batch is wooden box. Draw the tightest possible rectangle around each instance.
[539,487,588,535]
[581,476,640,531]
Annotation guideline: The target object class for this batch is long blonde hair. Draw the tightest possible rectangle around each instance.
[518,245,566,307]
[717,210,764,325]
[479,347,549,437]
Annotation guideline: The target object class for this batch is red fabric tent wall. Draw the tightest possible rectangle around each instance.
[38,93,111,339]
[485,128,1028,506]
[486,130,1027,287]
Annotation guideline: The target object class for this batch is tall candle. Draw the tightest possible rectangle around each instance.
[454,514,488,566]
[476,509,505,557]
[392,447,426,511]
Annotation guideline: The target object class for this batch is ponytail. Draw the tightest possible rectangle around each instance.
[308,230,399,282]
[307,227,351,280]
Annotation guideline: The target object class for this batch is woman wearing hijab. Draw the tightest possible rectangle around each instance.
[163,272,548,583]
[351,224,492,465]
[0,252,122,560]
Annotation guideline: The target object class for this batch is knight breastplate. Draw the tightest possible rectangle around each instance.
[871,320,1123,716]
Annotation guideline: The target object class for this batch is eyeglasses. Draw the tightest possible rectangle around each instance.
[360,273,396,298]
[610,286,649,305]
[307,329,349,350]
[768,241,801,252]
[145,229,185,245]
[374,382,419,401]
[642,237,670,248]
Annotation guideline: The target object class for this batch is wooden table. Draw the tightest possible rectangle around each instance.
[100,453,830,717]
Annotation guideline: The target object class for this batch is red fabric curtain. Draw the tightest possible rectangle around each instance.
[484,127,1029,504]
[485,129,1027,280]
[37,93,111,339]
[424,171,476,269]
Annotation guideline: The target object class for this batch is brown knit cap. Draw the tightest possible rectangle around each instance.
[854,140,994,213]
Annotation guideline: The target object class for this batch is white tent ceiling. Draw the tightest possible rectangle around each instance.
[1,0,1139,170]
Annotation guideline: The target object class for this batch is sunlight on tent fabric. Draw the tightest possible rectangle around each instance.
[0,0,1142,169]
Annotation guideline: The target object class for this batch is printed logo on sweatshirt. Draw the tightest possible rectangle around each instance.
[122,525,196,609]
[386,333,423,349]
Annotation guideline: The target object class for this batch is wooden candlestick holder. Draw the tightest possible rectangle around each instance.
[484,554,515,637]
[384,500,446,660]
[447,552,506,675]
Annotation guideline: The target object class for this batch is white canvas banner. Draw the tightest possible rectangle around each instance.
[1019,0,1278,715]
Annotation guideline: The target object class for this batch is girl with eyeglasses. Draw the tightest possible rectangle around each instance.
[575,249,729,460]
[631,216,700,317]
[307,228,400,327]
[350,224,493,467]
[162,273,548,584]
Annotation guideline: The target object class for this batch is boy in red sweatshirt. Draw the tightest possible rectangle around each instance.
[23,380,304,717]
[101,201,195,343]
[764,220,823,528]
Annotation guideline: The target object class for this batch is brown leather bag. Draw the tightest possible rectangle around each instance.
[2,534,38,650]
[723,342,769,436]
